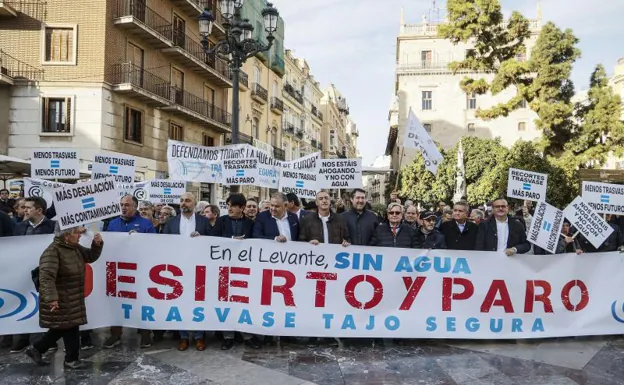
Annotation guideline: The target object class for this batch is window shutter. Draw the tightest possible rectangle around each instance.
[42,98,49,132]
[124,106,130,140]
[65,97,71,132]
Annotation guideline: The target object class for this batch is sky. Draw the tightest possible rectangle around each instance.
[276,0,624,166]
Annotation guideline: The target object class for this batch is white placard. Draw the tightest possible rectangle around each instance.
[256,150,281,189]
[51,177,121,229]
[279,168,318,199]
[30,149,80,180]
[403,109,443,174]
[563,196,614,249]
[116,181,149,200]
[148,180,186,204]
[167,140,248,183]
[23,177,69,208]
[582,181,624,215]
[318,159,363,189]
[507,168,548,202]
[91,153,136,183]
[222,157,259,186]
[217,199,228,216]
[527,201,565,254]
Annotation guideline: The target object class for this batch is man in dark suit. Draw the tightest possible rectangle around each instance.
[286,193,308,220]
[439,200,479,250]
[253,192,299,241]
[163,193,211,238]
[475,198,530,256]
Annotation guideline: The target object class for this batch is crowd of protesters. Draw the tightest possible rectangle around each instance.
[1,186,624,369]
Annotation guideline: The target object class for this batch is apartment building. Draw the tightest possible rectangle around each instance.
[345,117,359,158]
[321,84,349,159]
[281,49,323,161]
[0,0,284,203]
[386,6,542,173]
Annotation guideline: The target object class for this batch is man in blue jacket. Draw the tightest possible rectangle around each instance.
[103,194,156,350]
[253,192,299,241]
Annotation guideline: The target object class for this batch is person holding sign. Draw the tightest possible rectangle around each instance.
[475,198,530,256]
[577,222,624,253]
[299,191,350,247]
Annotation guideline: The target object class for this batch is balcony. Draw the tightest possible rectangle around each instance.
[270,97,283,114]
[0,50,44,85]
[311,105,323,122]
[283,123,294,136]
[0,1,17,17]
[113,0,174,49]
[161,86,231,132]
[169,0,202,18]
[271,53,285,77]
[225,132,254,145]
[295,129,304,139]
[232,69,249,90]
[283,82,303,105]
[201,0,226,38]
[311,139,318,148]
[399,19,540,38]
[252,83,268,103]
[274,148,285,161]
[109,63,172,106]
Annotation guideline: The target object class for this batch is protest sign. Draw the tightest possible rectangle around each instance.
[581,181,624,215]
[318,159,362,189]
[255,150,281,189]
[507,168,548,202]
[403,109,443,174]
[148,180,186,204]
[3,233,624,339]
[563,196,614,249]
[116,181,149,200]
[167,140,248,183]
[30,149,80,179]
[222,154,259,186]
[218,199,229,216]
[279,153,321,199]
[527,201,565,254]
[23,177,69,208]
[91,153,136,183]
[51,177,121,229]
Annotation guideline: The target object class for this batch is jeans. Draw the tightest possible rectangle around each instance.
[179,331,204,340]
[33,326,80,362]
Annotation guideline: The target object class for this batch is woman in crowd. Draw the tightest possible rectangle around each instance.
[25,224,103,369]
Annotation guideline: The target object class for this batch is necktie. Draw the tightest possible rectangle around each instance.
[392,226,397,237]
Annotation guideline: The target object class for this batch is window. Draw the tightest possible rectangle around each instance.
[421,50,432,68]
[124,106,143,143]
[518,122,527,131]
[169,122,183,141]
[43,25,77,64]
[467,92,477,110]
[172,14,186,47]
[423,123,432,132]
[519,99,527,109]
[42,97,72,134]
[202,134,214,147]
[171,67,184,104]
[271,127,278,147]
[273,80,278,97]
[254,66,261,83]
[253,118,260,138]
[422,91,433,110]
[467,123,475,132]
[127,42,144,69]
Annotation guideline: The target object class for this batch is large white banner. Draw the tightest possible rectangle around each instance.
[2,233,624,339]
[23,177,69,208]
[527,201,565,254]
[318,159,363,189]
[92,153,136,184]
[563,196,614,249]
[148,180,186,204]
[30,149,80,180]
[51,178,121,229]
[582,181,624,215]
[403,109,443,174]
[279,153,320,199]
[167,140,244,183]
[507,168,548,202]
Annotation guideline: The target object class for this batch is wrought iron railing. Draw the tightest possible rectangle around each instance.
[170,86,231,126]
[110,63,171,100]
[270,97,283,112]
[284,123,295,134]
[114,0,174,41]
[274,148,285,161]
[0,50,43,80]
[252,83,268,102]
[171,29,231,79]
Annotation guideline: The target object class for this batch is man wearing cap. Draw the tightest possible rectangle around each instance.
[475,198,530,256]
[415,211,446,249]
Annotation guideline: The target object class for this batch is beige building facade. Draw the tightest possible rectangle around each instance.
[321,84,350,160]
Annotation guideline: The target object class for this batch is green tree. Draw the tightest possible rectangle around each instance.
[399,151,451,204]
[565,64,624,167]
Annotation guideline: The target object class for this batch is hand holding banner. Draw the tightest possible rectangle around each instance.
[563,196,614,249]
[403,109,443,174]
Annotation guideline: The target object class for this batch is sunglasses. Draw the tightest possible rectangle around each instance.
[388,211,402,215]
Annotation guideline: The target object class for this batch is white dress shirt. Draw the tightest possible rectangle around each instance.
[457,221,466,233]
[180,213,196,237]
[273,213,292,241]
[320,215,330,244]
[496,218,509,253]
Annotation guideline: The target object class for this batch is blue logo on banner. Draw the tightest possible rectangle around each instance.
[0,289,39,321]
[50,160,60,169]
[82,197,96,209]
[295,180,304,188]
[601,194,610,203]
[522,183,531,191]
[109,165,119,174]
[236,169,245,177]
[542,221,552,232]
[611,301,624,323]
[164,188,172,195]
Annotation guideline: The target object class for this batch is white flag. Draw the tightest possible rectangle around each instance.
[403,108,443,174]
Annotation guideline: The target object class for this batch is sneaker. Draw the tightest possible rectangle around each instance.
[25,346,49,366]
[47,343,58,353]
[80,342,94,350]
[63,360,86,370]
[10,339,29,354]
[139,334,152,349]
[102,335,121,349]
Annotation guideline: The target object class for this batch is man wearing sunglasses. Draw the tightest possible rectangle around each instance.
[370,203,418,247]
[415,211,447,249]
[475,198,530,256]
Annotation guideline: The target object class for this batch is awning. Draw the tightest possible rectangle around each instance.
[0,155,31,179]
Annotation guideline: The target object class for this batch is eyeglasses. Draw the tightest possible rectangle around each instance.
[388,211,402,215]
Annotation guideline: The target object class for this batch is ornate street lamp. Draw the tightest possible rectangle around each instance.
[198,1,279,150]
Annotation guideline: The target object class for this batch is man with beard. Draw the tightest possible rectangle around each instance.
[341,188,378,246]
[415,212,447,249]
[12,198,26,224]
[475,198,530,256]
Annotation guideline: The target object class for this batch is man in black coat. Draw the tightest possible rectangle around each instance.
[0,210,14,237]
[439,201,479,250]
[341,188,378,246]
[371,203,418,248]
[415,211,447,249]
[475,198,530,255]
[252,192,299,241]
[577,222,624,253]
[211,193,254,239]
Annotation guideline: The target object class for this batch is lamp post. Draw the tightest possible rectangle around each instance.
[198,0,279,151]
